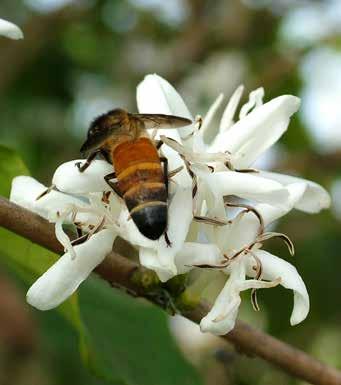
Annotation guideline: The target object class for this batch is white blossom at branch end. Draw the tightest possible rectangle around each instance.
[0,18,23,39]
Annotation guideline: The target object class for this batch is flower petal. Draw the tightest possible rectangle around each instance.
[55,214,76,259]
[239,87,264,119]
[193,168,289,207]
[139,247,175,282]
[200,257,282,335]
[214,183,306,254]
[161,145,191,188]
[26,229,116,310]
[209,95,300,168]
[116,207,158,249]
[52,160,113,194]
[161,136,230,165]
[175,242,223,274]
[252,182,307,226]
[10,176,96,224]
[192,90,237,160]
[200,93,224,137]
[214,211,258,255]
[137,76,192,186]
[156,134,192,186]
[136,74,193,138]
[258,171,331,213]
[0,18,23,39]
[154,187,193,279]
[126,186,193,281]
[200,259,245,335]
[219,85,244,133]
[160,187,192,250]
[247,250,310,325]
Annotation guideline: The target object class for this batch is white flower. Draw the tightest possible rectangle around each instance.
[175,183,310,335]
[26,229,115,310]
[0,18,23,40]
[136,74,330,221]
[10,158,193,307]
[10,73,330,323]
[11,174,119,309]
[136,74,329,335]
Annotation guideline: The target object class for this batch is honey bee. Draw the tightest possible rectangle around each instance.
[78,108,191,242]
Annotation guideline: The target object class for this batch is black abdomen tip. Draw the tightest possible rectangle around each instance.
[131,205,167,240]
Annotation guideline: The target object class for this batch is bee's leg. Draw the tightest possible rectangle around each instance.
[156,140,163,150]
[164,231,172,247]
[160,157,172,247]
[104,172,123,198]
[99,149,112,164]
[76,149,101,172]
[160,157,169,195]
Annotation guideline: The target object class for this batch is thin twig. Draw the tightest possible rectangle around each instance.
[0,197,341,385]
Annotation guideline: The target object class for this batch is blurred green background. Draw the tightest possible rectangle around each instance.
[0,0,341,384]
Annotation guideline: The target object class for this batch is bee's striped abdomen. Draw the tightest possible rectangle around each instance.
[112,138,167,240]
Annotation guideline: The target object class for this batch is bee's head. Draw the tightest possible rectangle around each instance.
[80,108,127,153]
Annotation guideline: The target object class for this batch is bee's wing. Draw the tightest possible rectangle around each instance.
[132,113,192,130]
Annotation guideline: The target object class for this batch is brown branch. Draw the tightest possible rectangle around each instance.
[0,196,341,385]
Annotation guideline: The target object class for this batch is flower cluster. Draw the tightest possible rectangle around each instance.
[10,73,330,336]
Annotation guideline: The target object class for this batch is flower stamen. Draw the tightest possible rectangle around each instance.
[55,208,77,260]
[249,249,263,311]
[193,216,232,226]
[35,184,57,200]
[70,232,89,246]
[160,135,231,164]
[225,202,265,236]
[257,232,295,256]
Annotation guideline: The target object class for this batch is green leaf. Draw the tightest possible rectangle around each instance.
[0,144,29,197]
[80,277,203,385]
[0,229,201,385]
[0,145,105,380]
[0,220,125,384]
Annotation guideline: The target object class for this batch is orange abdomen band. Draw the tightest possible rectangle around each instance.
[112,138,167,240]
[112,138,164,195]
[113,138,160,175]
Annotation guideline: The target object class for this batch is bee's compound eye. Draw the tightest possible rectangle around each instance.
[88,126,98,137]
